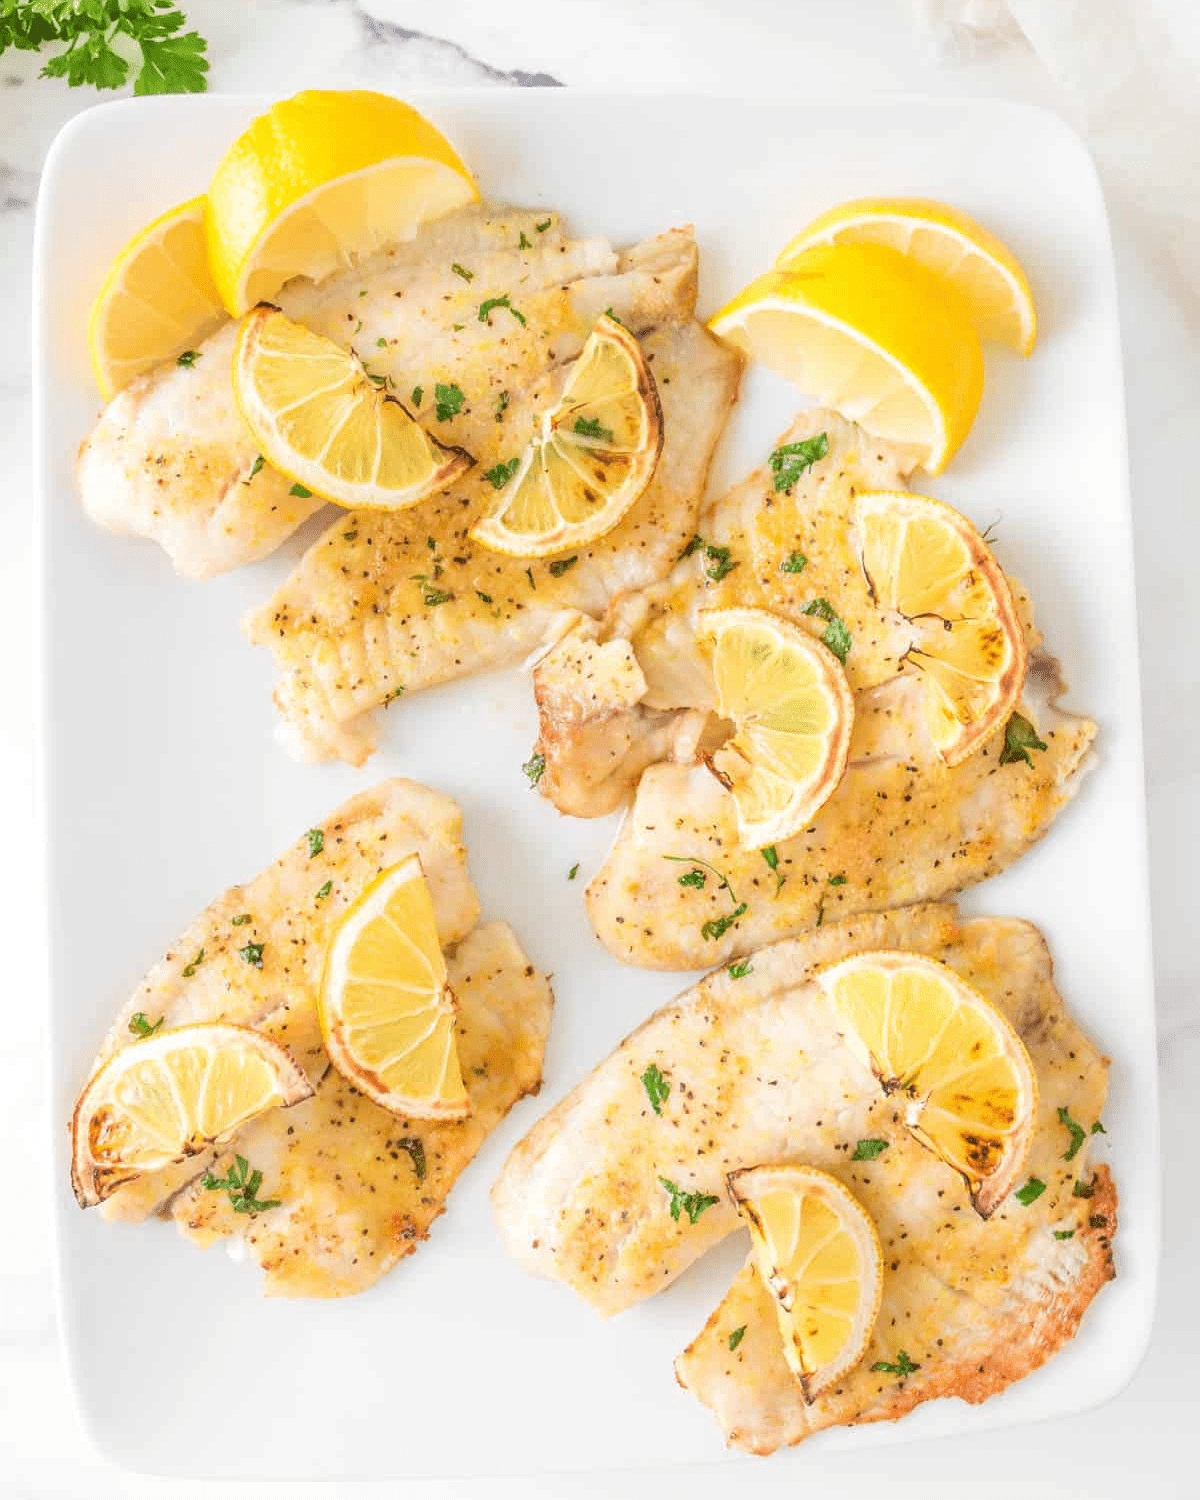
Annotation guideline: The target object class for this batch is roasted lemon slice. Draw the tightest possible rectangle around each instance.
[88,195,227,400]
[470,314,663,558]
[70,1023,312,1207]
[708,244,983,474]
[207,90,478,315]
[855,490,1025,764]
[233,306,471,510]
[728,1164,883,1401]
[319,854,469,1121]
[815,951,1037,1216]
[778,197,1036,354]
[699,607,854,848]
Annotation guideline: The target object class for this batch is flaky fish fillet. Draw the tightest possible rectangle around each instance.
[82,779,552,1298]
[243,234,741,765]
[77,205,622,579]
[530,411,1094,968]
[492,904,1115,1448]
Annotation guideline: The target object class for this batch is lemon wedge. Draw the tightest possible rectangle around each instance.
[470,313,663,558]
[855,490,1026,764]
[709,244,983,474]
[87,195,227,400]
[207,90,478,315]
[699,607,854,848]
[233,305,472,511]
[728,1164,883,1401]
[779,197,1036,354]
[319,855,469,1121]
[70,1022,313,1207]
[815,951,1037,1216]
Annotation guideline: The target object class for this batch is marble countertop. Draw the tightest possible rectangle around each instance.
[1,3,1195,1496]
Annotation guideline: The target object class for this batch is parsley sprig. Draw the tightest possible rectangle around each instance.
[664,854,747,942]
[803,597,852,662]
[999,712,1047,766]
[872,1349,920,1378]
[641,1063,670,1116]
[659,1177,719,1225]
[3,3,209,95]
[769,432,828,493]
[128,1011,163,1038]
[200,1155,280,1215]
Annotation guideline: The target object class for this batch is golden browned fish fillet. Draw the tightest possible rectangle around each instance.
[242,235,742,765]
[529,411,1095,969]
[81,780,552,1298]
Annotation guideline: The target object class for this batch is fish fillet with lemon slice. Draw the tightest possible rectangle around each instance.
[492,902,1117,1451]
[74,779,552,1298]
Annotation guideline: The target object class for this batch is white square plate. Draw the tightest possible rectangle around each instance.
[36,91,1158,1480]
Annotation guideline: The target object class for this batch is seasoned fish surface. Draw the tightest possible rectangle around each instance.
[492,904,1115,1448]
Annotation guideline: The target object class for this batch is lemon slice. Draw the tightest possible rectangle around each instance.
[319,854,469,1120]
[778,197,1036,355]
[470,314,663,558]
[233,306,472,511]
[709,245,983,474]
[699,607,854,847]
[855,491,1025,764]
[814,951,1037,1216]
[728,1164,882,1401]
[88,196,227,400]
[70,1022,312,1207]
[207,90,478,315]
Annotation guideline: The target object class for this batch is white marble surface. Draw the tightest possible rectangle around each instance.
[1,2,1196,1495]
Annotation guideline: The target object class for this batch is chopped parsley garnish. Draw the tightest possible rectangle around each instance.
[999,712,1048,766]
[728,959,753,979]
[760,845,785,894]
[343,530,358,542]
[659,1177,719,1224]
[852,1138,889,1161]
[238,942,265,969]
[478,293,526,326]
[535,218,552,233]
[685,534,738,583]
[829,874,847,886]
[231,913,251,926]
[247,455,264,480]
[495,390,509,421]
[411,384,424,407]
[603,305,625,327]
[484,458,520,489]
[568,863,579,881]
[728,1325,747,1352]
[549,556,578,577]
[365,368,394,390]
[305,828,324,858]
[518,231,531,249]
[769,432,828,492]
[451,262,474,281]
[871,1350,920,1378]
[289,483,312,498]
[420,586,452,606]
[1057,1105,1087,1162]
[1091,1120,1106,1135]
[664,854,745,939]
[1072,1177,1096,1199]
[780,550,808,574]
[384,685,405,705]
[1015,1176,1047,1206]
[678,869,706,889]
[176,349,200,368]
[181,947,205,978]
[1054,1229,1075,1240]
[315,880,333,901]
[200,1155,280,1215]
[573,415,614,444]
[701,903,747,941]
[523,752,546,787]
[802,597,851,662]
[128,1012,163,1038]
[375,336,388,348]
[434,382,465,422]
[476,590,494,604]
[397,1137,426,1181]
[641,1063,670,1116]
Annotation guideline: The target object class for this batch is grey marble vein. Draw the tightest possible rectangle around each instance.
[354,7,563,87]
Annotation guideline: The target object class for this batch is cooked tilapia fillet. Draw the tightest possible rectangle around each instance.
[531,411,1095,968]
[87,780,552,1297]
[244,243,741,764]
[76,204,674,579]
[492,904,1115,1447]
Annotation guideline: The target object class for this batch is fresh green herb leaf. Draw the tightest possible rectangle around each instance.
[518,231,531,249]
[1057,1105,1087,1162]
[1091,1120,1106,1135]
[999,712,1048,767]
[659,1177,719,1224]
[535,218,552,233]
[411,385,424,407]
[678,868,706,889]
[641,1063,670,1116]
[478,293,526,326]
[289,483,312,498]
[181,947,205,978]
[759,844,785,894]
[17,4,211,95]
[353,318,363,335]
[852,1138,889,1161]
[802,597,852,662]
[523,753,546,787]
[769,433,828,493]
[476,590,494,604]
[247,454,264,480]
[548,555,578,577]
[315,880,333,901]
[384,685,405,705]
[495,390,509,421]
[728,1325,747,1352]
[702,543,736,583]
[828,874,847,886]
[871,1350,920,1378]
[728,959,753,979]
[231,913,251,926]
[568,863,579,881]
[128,1012,163,1038]
[701,903,747,941]
[603,305,625,328]
[343,530,358,542]
[1054,1229,1075,1239]
[451,262,474,281]
[573,415,615,444]
[238,942,265,969]
[200,1154,280,1215]
[420,586,452,606]
[664,855,741,905]
[682,534,705,558]
[484,458,520,489]
[1072,1177,1096,1199]
[176,349,200,368]
[305,828,324,858]
[358,289,368,298]
[1015,1176,1047,1206]
[375,337,388,349]
[780,550,808,574]
[434,383,465,422]
[397,1136,426,1181]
